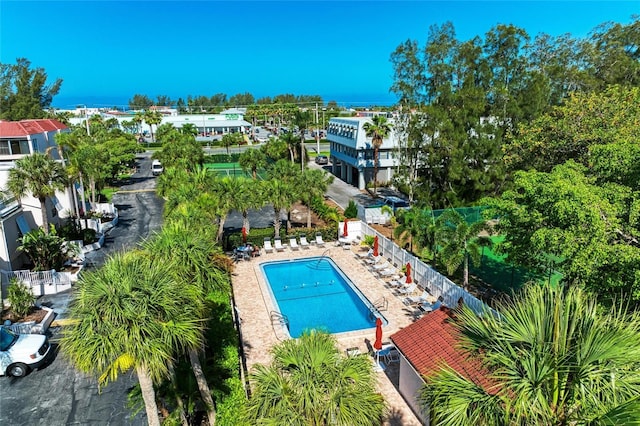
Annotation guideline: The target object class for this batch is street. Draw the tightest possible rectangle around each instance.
[0,152,164,426]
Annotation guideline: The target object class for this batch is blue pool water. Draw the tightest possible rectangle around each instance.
[261,257,386,338]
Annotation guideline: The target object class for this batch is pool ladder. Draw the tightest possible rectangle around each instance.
[270,311,290,331]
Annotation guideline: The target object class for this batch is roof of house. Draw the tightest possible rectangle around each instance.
[0,119,68,137]
[390,307,493,392]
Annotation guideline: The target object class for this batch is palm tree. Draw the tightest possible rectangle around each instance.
[7,152,68,234]
[362,115,392,194]
[299,168,334,228]
[435,209,491,289]
[180,123,198,137]
[421,283,640,426]
[263,179,296,237]
[210,176,241,242]
[143,110,163,143]
[280,131,299,163]
[61,251,204,426]
[133,111,145,136]
[293,109,313,172]
[238,148,267,180]
[232,177,262,233]
[143,223,230,426]
[245,330,385,425]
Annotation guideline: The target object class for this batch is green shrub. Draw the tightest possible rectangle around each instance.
[362,235,375,247]
[344,200,358,219]
[206,153,241,163]
[7,278,35,317]
[82,228,98,245]
[18,226,72,271]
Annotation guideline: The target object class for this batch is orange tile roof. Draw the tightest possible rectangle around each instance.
[390,307,493,392]
[0,119,67,137]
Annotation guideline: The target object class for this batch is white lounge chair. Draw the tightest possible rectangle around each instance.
[263,238,274,253]
[357,249,373,259]
[404,290,432,306]
[378,268,400,278]
[315,233,325,247]
[365,255,384,265]
[300,236,310,249]
[290,238,300,251]
[397,283,418,296]
[421,299,444,313]
[274,238,285,252]
[387,279,404,288]
[371,261,391,271]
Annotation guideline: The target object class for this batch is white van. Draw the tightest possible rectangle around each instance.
[0,326,51,377]
[151,160,163,176]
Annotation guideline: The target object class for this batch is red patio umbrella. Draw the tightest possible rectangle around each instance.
[405,262,412,284]
[373,235,379,257]
[343,220,348,237]
[241,227,247,244]
[373,317,383,351]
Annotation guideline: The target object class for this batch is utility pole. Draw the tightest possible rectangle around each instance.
[315,103,320,155]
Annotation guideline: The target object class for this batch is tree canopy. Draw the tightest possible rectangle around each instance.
[0,58,62,120]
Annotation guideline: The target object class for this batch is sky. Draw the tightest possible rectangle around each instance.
[1,1,637,109]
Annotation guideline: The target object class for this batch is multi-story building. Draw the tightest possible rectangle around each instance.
[0,119,75,269]
[327,114,397,190]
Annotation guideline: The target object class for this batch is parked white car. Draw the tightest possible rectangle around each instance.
[151,160,163,176]
[0,326,51,377]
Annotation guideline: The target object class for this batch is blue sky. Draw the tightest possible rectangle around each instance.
[1,1,637,108]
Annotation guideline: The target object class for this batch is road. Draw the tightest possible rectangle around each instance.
[0,152,164,426]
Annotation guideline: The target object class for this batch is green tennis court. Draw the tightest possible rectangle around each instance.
[469,236,563,293]
[204,162,267,179]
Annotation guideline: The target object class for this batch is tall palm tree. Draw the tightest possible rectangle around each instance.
[293,109,313,172]
[7,152,68,234]
[143,110,163,143]
[210,176,241,242]
[363,115,392,194]
[238,148,267,180]
[143,223,230,426]
[61,251,204,426]
[280,131,298,163]
[133,111,144,136]
[421,284,640,426]
[232,177,262,233]
[263,179,296,237]
[245,330,385,425]
[435,209,491,289]
[299,168,334,228]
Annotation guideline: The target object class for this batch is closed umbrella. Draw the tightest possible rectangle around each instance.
[405,262,412,284]
[374,317,383,351]
[241,227,247,244]
[343,220,348,237]
[373,235,379,257]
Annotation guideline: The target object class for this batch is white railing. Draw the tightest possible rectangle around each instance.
[1,269,72,297]
[360,221,491,315]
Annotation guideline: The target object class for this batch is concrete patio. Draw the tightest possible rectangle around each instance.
[231,241,424,425]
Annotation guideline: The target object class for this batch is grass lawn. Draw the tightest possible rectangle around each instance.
[100,187,118,203]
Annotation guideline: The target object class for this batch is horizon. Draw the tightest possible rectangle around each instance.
[2,1,637,110]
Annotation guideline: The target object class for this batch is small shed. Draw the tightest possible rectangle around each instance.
[390,307,492,424]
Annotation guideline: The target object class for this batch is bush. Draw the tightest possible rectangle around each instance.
[226,225,338,251]
[206,153,241,164]
[19,226,73,271]
[82,228,97,245]
[344,200,358,219]
[7,278,35,317]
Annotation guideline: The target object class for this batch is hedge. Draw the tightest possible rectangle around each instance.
[225,224,337,251]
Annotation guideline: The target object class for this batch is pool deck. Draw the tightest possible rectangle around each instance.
[231,242,424,426]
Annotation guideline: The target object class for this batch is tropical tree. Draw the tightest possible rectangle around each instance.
[435,209,492,289]
[231,177,262,233]
[421,283,640,426]
[263,179,296,237]
[142,223,230,425]
[238,148,267,179]
[180,123,198,137]
[143,110,163,143]
[7,152,67,233]
[292,109,313,171]
[221,132,243,156]
[210,176,242,242]
[298,169,334,228]
[362,115,392,194]
[245,330,385,425]
[61,251,204,426]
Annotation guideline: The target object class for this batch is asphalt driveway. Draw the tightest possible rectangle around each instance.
[0,152,164,426]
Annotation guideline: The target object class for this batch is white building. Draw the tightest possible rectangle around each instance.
[68,111,251,137]
[0,119,76,269]
[327,115,397,190]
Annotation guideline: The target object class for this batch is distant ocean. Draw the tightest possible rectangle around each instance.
[52,93,398,110]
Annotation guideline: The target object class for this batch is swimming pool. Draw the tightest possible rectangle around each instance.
[261,257,387,338]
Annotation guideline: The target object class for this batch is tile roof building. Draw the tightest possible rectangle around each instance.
[390,307,491,424]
